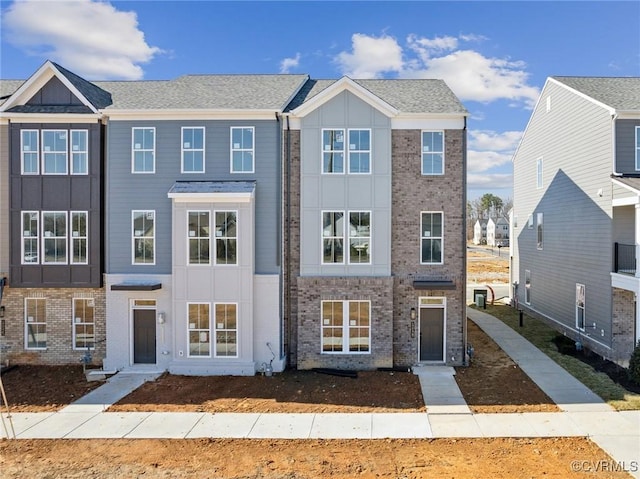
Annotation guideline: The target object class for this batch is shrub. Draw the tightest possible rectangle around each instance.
[629,341,640,386]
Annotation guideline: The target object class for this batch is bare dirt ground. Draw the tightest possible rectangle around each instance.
[468,246,509,283]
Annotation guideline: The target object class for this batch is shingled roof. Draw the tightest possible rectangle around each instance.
[552,76,640,111]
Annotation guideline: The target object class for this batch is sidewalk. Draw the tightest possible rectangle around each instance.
[2,308,639,477]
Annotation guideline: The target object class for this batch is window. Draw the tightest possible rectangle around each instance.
[42,130,68,174]
[421,212,443,264]
[22,211,39,264]
[71,212,88,264]
[536,158,543,189]
[422,131,444,175]
[71,130,88,174]
[527,214,533,229]
[215,303,237,357]
[182,127,205,173]
[188,303,210,357]
[25,298,46,349]
[230,127,254,173]
[215,211,237,264]
[188,211,210,264]
[73,298,95,350]
[576,284,585,331]
[322,212,344,264]
[132,210,155,264]
[21,130,39,174]
[349,212,370,263]
[322,129,345,173]
[321,300,370,353]
[524,270,531,305]
[42,212,67,264]
[536,212,543,250]
[636,127,640,171]
[348,129,370,173]
[132,127,155,173]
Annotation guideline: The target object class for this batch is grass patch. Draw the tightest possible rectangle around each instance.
[472,304,640,411]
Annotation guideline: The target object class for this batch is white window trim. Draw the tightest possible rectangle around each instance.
[347,128,372,174]
[214,210,238,266]
[42,129,68,175]
[322,128,345,175]
[230,126,255,173]
[187,302,211,358]
[70,211,89,265]
[536,212,543,250]
[132,210,156,265]
[187,210,211,266]
[213,302,238,358]
[420,211,444,265]
[348,211,372,264]
[21,129,39,175]
[636,126,640,171]
[181,126,206,174]
[72,297,95,350]
[21,210,39,264]
[131,127,156,174]
[524,270,531,305]
[25,297,46,350]
[536,157,543,189]
[320,300,371,355]
[576,283,586,331]
[321,210,345,265]
[42,211,68,265]
[421,130,445,176]
[70,129,89,175]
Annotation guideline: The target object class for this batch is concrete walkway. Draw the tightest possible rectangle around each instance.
[2,308,639,477]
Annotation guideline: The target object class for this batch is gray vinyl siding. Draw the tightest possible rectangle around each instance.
[0,124,8,274]
[106,119,281,274]
[513,79,614,347]
[26,76,84,106]
[615,119,640,173]
[612,205,634,245]
[298,90,392,276]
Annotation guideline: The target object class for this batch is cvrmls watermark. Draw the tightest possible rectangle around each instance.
[570,460,639,473]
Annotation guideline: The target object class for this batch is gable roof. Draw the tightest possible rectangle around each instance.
[52,62,112,109]
[287,77,467,116]
[551,76,640,112]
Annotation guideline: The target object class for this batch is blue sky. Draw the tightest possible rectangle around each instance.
[1,0,639,201]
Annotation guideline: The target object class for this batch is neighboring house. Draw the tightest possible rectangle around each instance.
[0,62,109,365]
[0,61,468,373]
[473,219,488,245]
[284,77,468,369]
[511,76,640,365]
[486,216,509,247]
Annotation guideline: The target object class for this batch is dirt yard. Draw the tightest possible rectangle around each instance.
[467,245,509,283]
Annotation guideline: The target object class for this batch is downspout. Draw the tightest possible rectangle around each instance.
[462,116,469,366]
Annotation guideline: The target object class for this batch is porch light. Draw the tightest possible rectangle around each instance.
[158,312,166,324]
[410,307,416,321]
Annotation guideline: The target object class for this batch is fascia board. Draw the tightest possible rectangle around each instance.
[0,112,102,123]
[103,109,280,121]
[167,192,254,203]
[549,77,616,115]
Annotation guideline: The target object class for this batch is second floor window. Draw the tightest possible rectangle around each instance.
[21,130,39,174]
[230,127,254,173]
[132,127,155,173]
[536,158,543,189]
[421,212,443,264]
[215,211,237,264]
[636,126,640,171]
[132,210,155,264]
[21,129,89,175]
[537,212,543,250]
[322,211,371,264]
[188,211,210,264]
[422,131,444,175]
[322,129,345,173]
[182,127,205,173]
[42,211,67,264]
[42,130,68,174]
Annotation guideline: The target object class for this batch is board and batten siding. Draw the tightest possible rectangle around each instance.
[298,90,392,277]
[106,119,281,275]
[0,124,8,275]
[513,79,615,348]
[615,119,640,173]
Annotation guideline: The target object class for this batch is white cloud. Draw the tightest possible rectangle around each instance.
[280,53,301,74]
[335,33,403,78]
[468,130,522,152]
[2,0,162,80]
[468,149,513,174]
[468,172,513,190]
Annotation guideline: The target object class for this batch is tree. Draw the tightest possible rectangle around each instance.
[479,193,503,217]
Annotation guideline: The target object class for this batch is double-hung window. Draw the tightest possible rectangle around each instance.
[536,212,543,250]
[42,130,68,174]
[576,284,585,331]
[214,303,237,357]
[421,212,443,264]
[70,212,88,264]
[525,270,531,304]
[348,129,370,173]
[73,298,95,350]
[188,303,210,357]
[22,211,39,263]
[132,127,155,173]
[536,158,543,189]
[21,130,39,174]
[215,211,237,264]
[422,131,444,175]
[348,212,371,263]
[322,129,345,173]
[230,127,254,173]
[25,298,46,349]
[182,127,205,173]
[42,212,67,264]
[322,212,344,263]
[635,127,640,170]
[188,211,210,265]
[322,211,371,264]
[71,130,88,174]
[132,210,155,264]
[321,300,370,353]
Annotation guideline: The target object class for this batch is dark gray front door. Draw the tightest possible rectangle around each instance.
[133,309,156,364]
[419,307,444,361]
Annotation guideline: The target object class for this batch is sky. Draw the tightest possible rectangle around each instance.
[1,0,639,201]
